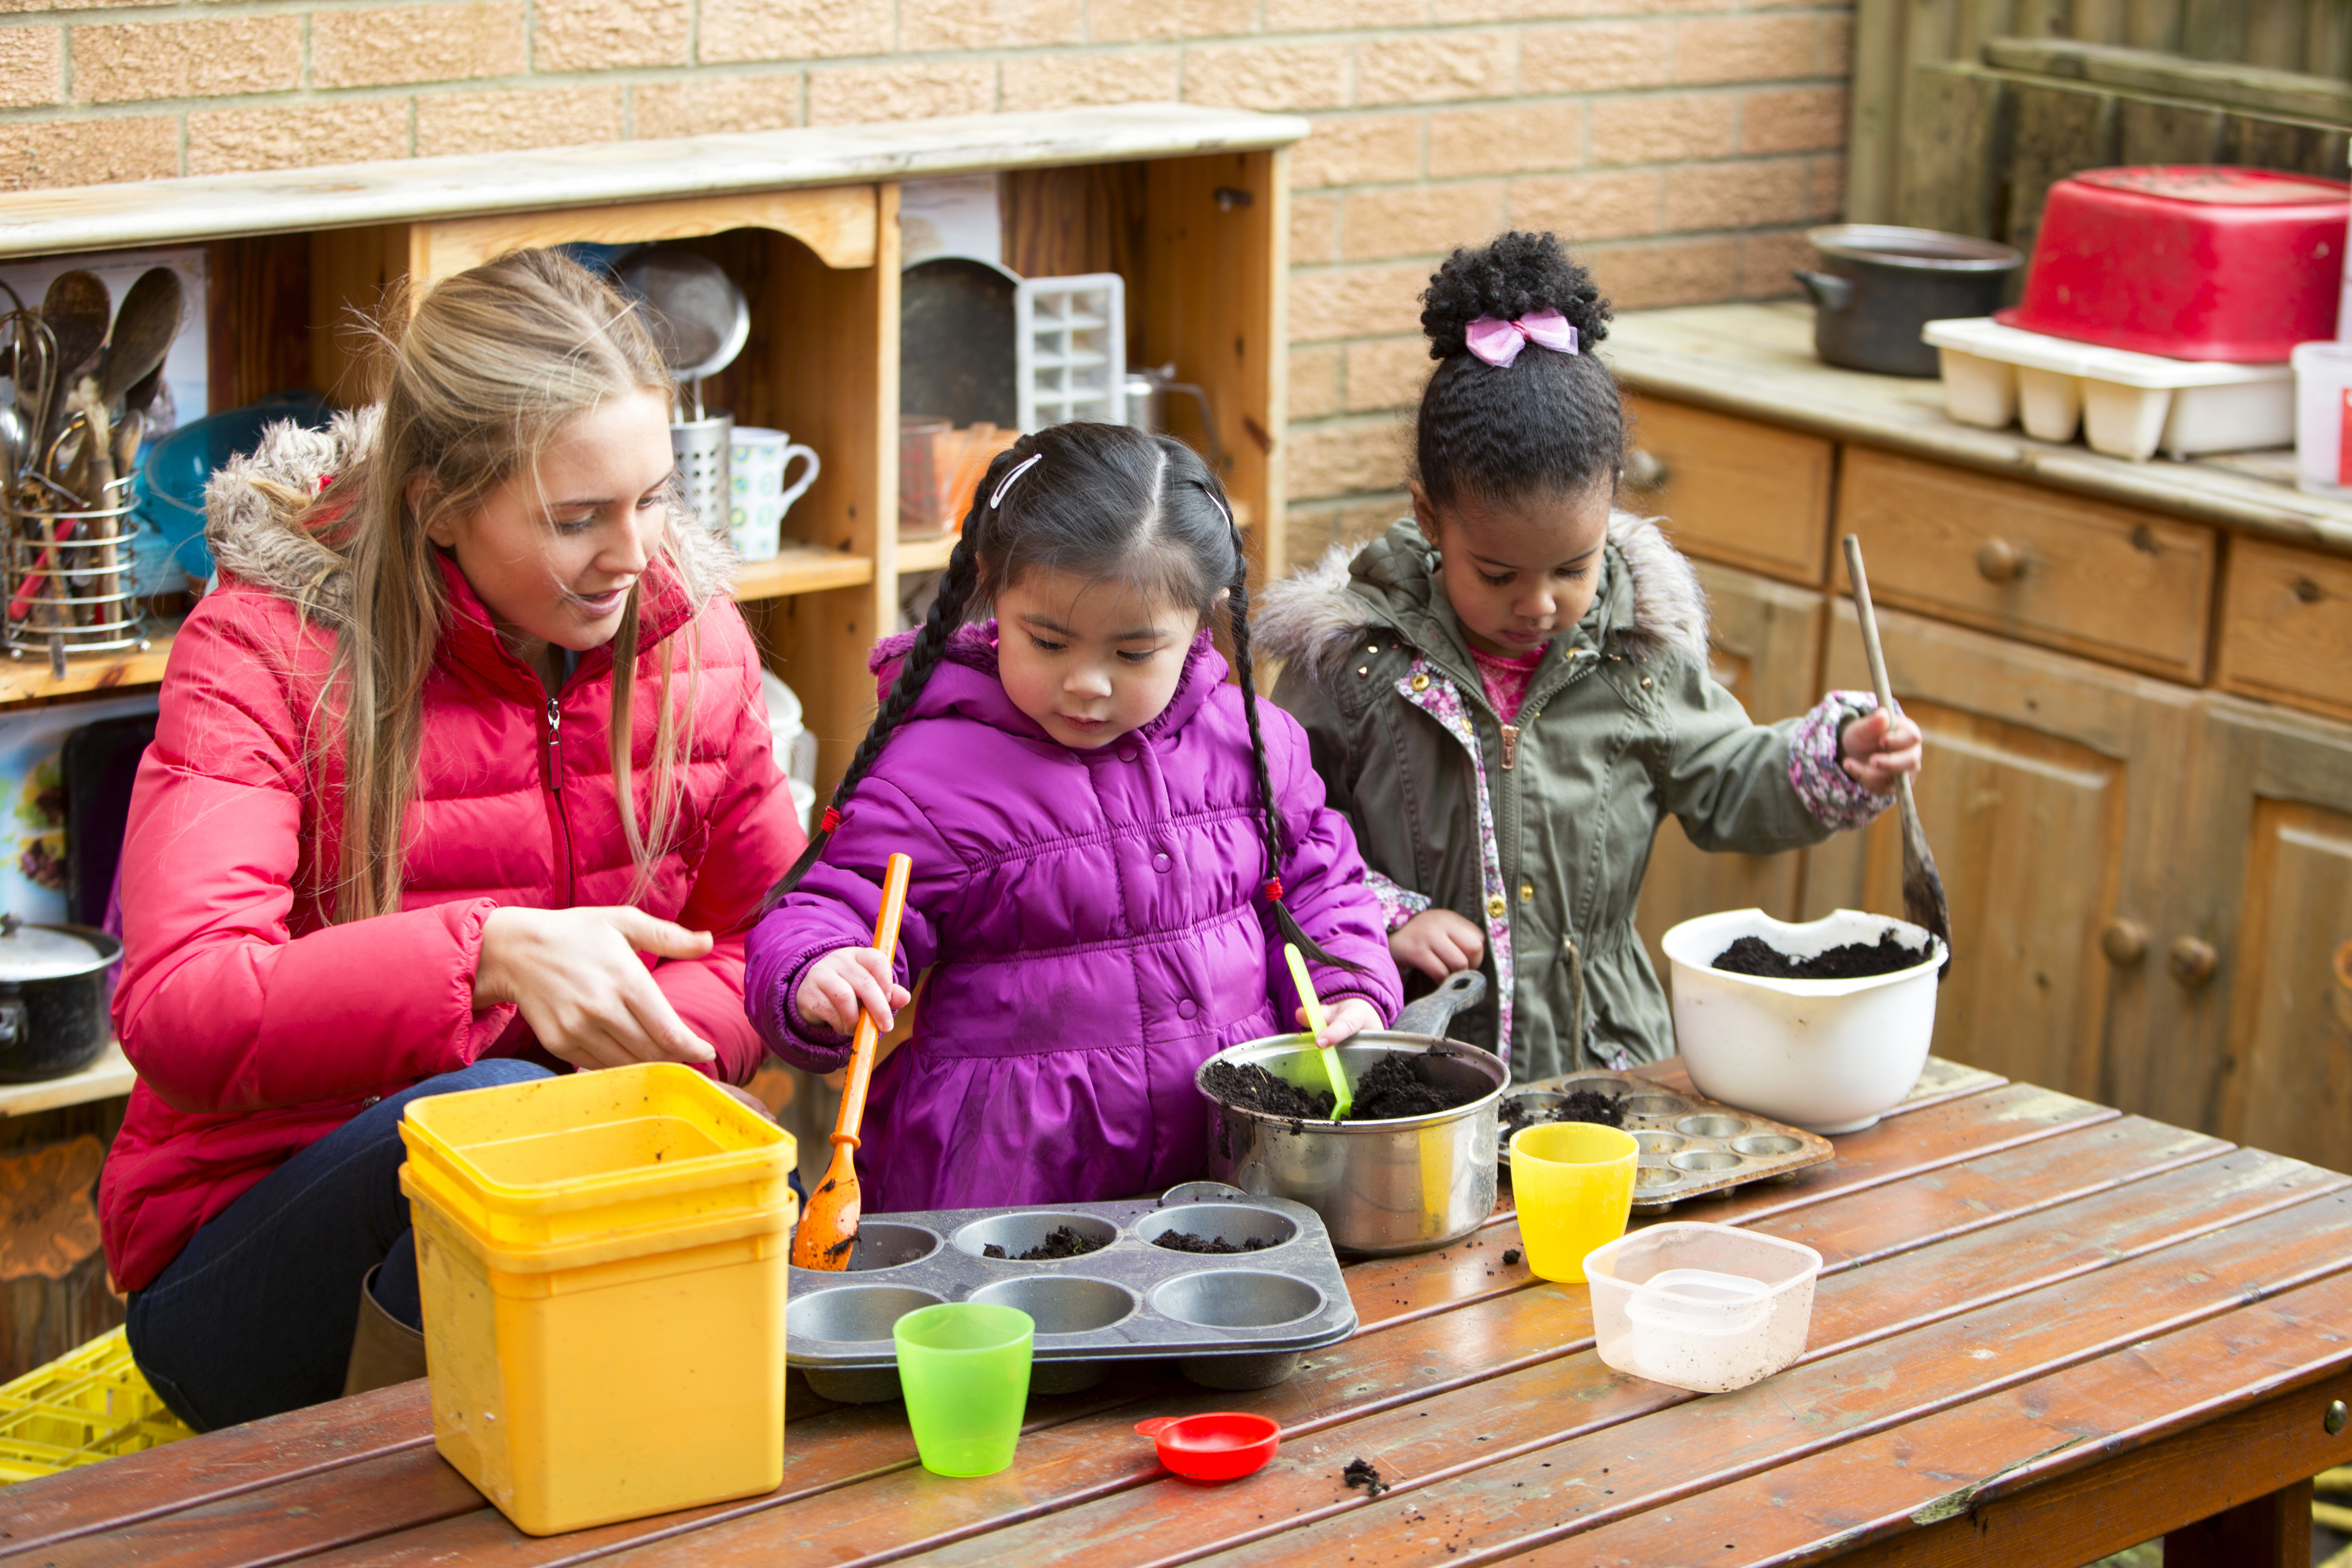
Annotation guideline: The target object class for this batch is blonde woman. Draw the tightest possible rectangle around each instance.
[99,249,805,1430]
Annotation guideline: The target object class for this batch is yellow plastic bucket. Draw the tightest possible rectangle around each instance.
[397,1063,796,1536]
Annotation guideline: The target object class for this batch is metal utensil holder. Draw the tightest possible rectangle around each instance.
[670,411,732,541]
[6,474,144,658]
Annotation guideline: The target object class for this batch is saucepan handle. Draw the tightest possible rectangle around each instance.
[1791,270,1855,312]
[1391,968,1486,1039]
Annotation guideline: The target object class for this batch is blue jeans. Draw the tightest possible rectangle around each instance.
[125,1059,553,1432]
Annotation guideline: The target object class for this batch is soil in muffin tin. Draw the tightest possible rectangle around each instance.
[1712,929,1923,981]
[1200,1052,1484,1123]
[981,1226,1105,1261]
[1499,1087,1625,1149]
[1152,1231,1277,1255]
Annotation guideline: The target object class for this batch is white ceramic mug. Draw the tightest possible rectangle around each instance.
[728,427,820,561]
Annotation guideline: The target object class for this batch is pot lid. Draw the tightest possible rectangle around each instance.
[0,915,116,980]
[2070,166,2350,206]
[1805,225,2023,271]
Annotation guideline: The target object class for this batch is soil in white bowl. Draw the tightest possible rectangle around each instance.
[1711,928,1923,981]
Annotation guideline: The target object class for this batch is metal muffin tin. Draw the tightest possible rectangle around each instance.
[1499,1071,1834,1213]
[785,1185,1356,1404]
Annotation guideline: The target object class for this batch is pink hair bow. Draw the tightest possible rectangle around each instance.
[1464,309,1578,368]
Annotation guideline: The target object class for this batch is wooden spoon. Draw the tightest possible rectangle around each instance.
[99,268,181,417]
[38,271,110,411]
[790,852,914,1272]
[1842,534,1953,979]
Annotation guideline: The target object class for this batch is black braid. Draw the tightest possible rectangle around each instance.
[757,443,1024,912]
[1213,480,1365,978]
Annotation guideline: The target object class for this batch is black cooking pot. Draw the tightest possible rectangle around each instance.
[0,915,119,1082]
[1795,225,2025,377]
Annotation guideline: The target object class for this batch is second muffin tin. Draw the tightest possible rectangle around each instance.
[786,1188,1355,1402]
[1499,1071,1834,1213]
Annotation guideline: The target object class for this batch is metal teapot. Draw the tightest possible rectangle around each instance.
[1124,363,1223,466]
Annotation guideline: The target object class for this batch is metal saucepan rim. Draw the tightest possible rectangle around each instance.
[1200,1031,1511,1133]
[1805,224,2025,271]
[0,920,119,982]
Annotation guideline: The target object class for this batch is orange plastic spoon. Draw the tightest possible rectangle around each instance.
[790,852,913,1271]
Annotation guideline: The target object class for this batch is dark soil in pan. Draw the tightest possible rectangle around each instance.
[1152,1231,1277,1255]
[980,1226,1106,1261]
[1200,1052,1486,1123]
[1712,929,1923,981]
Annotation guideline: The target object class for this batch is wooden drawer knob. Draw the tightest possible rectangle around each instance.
[1976,538,2026,583]
[2168,936,2219,989]
[2100,920,2148,967]
[1624,447,1670,491]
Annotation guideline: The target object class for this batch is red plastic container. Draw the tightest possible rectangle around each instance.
[2000,166,2349,361]
[1134,1413,1279,1482]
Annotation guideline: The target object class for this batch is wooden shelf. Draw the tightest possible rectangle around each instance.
[731,544,875,602]
[896,533,957,574]
[0,627,175,707]
[0,1041,133,1118]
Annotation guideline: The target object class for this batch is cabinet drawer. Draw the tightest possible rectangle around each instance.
[2217,536,2352,721]
[1835,447,2217,683]
[1622,395,1833,584]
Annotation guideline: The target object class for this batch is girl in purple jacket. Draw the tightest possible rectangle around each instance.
[746,422,1403,1211]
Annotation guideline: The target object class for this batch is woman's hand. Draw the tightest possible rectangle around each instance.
[474,906,717,1071]
[796,946,912,1040]
[1840,707,1924,794]
[1390,907,1486,982]
[1295,995,1384,1048]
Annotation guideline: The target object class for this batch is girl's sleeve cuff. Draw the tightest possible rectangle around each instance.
[1789,690,1895,831]
[1365,870,1432,934]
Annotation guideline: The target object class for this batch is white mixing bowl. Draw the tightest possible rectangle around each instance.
[1660,909,1945,1134]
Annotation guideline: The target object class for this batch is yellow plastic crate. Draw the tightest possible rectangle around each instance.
[0,1326,195,1485]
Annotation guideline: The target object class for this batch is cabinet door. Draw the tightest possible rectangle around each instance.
[1805,603,2200,1103]
[1635,562,1825,985]
[2173,698,2352,1172]
[1622,395,1835,585]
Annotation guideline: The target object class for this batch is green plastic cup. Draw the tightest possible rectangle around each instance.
[893,1302,1035,1477]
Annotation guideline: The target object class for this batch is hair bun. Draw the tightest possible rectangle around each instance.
[1419,231,1611,361]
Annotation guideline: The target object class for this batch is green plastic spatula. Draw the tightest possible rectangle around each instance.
[1284,942,1352,1120]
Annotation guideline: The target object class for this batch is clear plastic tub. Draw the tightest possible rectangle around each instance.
[1583,1223,1822,1393]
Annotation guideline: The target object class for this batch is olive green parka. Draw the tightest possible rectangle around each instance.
[1262,515,1854,1082]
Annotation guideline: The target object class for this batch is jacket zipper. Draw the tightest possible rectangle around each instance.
[1500,723,1519,771]
[541,696,575,906]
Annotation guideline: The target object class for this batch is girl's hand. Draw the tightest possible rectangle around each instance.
[1390,907,1486,982]
[1296,995,1384,1048]
[796,946,911,1040]
[475,906,717,1071]
[1841,707,1923,794]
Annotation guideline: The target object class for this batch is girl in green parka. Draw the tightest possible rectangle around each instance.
[1261,233,1923,1082]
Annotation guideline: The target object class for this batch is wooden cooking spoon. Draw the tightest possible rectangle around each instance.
[790,852,914,1272]
[1842,534,1953,979]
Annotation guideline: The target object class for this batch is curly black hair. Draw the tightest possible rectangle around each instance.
[1415,231,1623,508]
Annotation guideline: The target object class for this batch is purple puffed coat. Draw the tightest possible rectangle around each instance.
[746,623,1402,1211]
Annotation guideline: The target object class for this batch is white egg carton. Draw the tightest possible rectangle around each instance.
[1922,316,2293,463]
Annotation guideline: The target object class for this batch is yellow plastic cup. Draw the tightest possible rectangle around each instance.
[1510,1122,1639,1283]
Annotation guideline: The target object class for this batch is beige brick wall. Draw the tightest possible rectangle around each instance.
[0,0,1851,560]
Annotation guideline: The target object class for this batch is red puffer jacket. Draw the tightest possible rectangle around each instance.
[99,411,806,1293]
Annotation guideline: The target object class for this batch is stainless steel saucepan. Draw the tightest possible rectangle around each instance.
[1195,971,1505,1256]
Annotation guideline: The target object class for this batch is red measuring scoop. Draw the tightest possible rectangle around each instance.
[1134,1413,1280,1482]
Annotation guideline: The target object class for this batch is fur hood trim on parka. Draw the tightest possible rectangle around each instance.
[204,405,734,628]
[1255,511,1708,688]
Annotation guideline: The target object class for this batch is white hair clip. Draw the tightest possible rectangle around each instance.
[1203,486,1234,533]
[990,453,1045,509]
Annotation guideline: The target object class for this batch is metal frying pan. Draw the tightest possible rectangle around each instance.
[615,247,748,421]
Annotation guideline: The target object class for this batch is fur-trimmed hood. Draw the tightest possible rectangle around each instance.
[1255,511,1707,689]
[204,404,735,631]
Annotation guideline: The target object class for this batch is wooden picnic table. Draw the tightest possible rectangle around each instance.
[8,1056,2352,1567]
